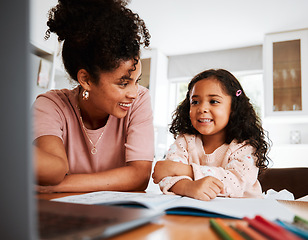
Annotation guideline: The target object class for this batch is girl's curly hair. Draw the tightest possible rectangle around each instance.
[170,69,271,171]
[45,0,150,83]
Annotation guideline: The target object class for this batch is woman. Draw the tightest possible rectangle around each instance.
[33,0,153,193]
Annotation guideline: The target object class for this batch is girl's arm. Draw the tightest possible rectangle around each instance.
[152,160,193,183]
[191,143,261,198]
[170,177,224,201]
[152,135,196,194]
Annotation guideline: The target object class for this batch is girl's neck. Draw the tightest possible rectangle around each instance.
[201,133,226,154]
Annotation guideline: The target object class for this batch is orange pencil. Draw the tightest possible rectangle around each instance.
[215,218,246,240]
[236,222,267,240]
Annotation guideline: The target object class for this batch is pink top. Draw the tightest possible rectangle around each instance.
[159,134,262,198]
[33,85,154,174]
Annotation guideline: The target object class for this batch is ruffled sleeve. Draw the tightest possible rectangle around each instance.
[158,135,193,194]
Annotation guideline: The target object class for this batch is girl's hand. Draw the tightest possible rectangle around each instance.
[152,160,193,183]
[171,176,224,201]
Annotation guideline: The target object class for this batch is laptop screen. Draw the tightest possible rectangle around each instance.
[0,0,37,239]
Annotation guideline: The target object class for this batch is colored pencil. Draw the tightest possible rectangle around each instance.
[230,225,253,240]
[244,216,283,240]
[244,216,301,240]
[254,215,302,240]
[210,218,234,240]
[215,218,246,240]
[235,222,267,240]
[275,219,308,240]
[294,215,308,231]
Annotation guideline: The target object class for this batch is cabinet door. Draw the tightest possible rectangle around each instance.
[263,29,308,118]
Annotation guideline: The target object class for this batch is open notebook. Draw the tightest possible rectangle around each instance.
[53,191,296,222]
[38,199,163,240]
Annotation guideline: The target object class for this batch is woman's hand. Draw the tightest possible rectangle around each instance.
[36,160,152,193]
[34,136,69,186]
[152,160,193,184]
[36,184,58,194]
[171,176,224,201]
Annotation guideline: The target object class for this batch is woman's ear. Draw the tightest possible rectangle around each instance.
[77,69,91,91]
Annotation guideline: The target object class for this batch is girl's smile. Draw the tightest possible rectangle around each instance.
[197,118,213,123]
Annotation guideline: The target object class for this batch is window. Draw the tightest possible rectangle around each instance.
[236,73,264,119]
[170,73,264,120]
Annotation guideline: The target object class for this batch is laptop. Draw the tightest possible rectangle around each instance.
[0,1,163,239]
[38,199,163,239]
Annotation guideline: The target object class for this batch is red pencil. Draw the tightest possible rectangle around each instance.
[244,216,282,240]
[254,215,302,240]
[236,222,267,240]
[244,216,302,240]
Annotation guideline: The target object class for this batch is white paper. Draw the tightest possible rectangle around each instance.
[263,189,295,200]
[52,191,295,222]
[53,191,181,209]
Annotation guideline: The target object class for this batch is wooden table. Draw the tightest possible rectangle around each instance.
[37,193,308,240]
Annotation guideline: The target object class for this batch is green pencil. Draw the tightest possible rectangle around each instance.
[294,215,308,230]
[210,218,234,240]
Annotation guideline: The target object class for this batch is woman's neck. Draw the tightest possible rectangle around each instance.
[78,92,109,130]
[201,133,226,154]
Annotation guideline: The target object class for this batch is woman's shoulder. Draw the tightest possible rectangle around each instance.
[137,85,149,95]
[128,85,152,115]
[133,85,150,104]
[35,87,78,108]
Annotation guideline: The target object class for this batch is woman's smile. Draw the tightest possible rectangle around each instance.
[118,102,133,111]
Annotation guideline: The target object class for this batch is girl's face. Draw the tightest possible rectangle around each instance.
[87,59,141,121]
[189,78,232,140]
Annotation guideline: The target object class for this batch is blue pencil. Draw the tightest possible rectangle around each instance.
[275,219,308,240]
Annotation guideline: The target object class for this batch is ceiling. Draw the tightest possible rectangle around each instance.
[128,0,308,56]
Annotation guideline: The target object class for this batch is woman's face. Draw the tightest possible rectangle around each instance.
[87,59,142,120]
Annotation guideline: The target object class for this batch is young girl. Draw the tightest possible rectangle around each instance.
[152,69,270,200]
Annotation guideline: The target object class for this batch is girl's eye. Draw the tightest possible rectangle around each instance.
[210,99,219,104]
[191,100,198,105]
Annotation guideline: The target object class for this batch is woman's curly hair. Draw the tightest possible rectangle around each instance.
[45,0,150,83]
[170,69,271,171]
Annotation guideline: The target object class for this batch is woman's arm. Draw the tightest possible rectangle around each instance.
[37,160,152,193]
[35,134,152,192]
[34,135,69,186]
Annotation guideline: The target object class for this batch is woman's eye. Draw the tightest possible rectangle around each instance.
[191,100,198,105]
[120,82,128,87]
[136,78,141,85]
